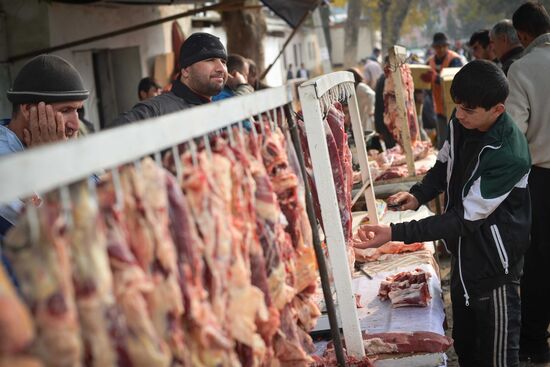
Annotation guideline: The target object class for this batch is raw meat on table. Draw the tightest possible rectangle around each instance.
[378,268,432,307]
[363,331,453,355]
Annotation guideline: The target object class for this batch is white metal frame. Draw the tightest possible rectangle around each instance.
[0,86,293,204]
[299,71,378,358]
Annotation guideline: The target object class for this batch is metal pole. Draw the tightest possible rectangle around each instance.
[284,104,347,367]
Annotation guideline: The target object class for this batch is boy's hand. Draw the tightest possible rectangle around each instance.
[23,102,66,147]
[353,224,391,249]
[387,192,419,211]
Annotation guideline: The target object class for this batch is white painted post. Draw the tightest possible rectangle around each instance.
[299,75,366,359]
[348,87,379,224]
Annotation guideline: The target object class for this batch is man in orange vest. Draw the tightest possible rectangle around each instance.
[421,32,464,148]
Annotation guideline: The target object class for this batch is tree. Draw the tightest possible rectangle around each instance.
[455,0,550,40]
[344,0,363,67]
[220,0,267,74]
[446,11,459,40]
[359,0,446,53]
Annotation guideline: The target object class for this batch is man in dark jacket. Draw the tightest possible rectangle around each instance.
[490,19,524,75]
[112,32,228,126]
[358,60,531,367]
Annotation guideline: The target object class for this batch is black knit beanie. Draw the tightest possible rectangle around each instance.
[179,32,227,69]
[7,54,89,104]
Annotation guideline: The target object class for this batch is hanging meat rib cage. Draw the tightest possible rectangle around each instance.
[298,71,381,361]
[0,86,345,367]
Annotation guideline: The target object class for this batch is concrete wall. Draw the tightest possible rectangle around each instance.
[0,1,192,128]
[330,24,380,67]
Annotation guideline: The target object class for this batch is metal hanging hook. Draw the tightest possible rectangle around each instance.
[238,119,245,135]
[111,168,123,212]
[203,135,212,159]
[171,146,183,182]
[154,151,163,167]
[59,185,74,230]
[249,116,258,139]
[133,159,142,175]
[28,204,40,245]
[87,176,99,211]
[189,140,199,167]
[259,115,265,136]
[227,125,235,146]
[268,109,275,131]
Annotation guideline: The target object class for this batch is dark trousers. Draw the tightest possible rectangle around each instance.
[435,114,448,150]
[520,166,550,355]
[452,283,521,367]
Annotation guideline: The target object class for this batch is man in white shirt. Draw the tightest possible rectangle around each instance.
[506,2,550,363]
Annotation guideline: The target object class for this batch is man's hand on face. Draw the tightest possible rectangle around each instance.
[225,71,247,90]
[23,102,67,147]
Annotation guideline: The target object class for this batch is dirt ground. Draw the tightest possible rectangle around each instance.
[439,253,550,367]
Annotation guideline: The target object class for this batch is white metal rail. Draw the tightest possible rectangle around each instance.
[0,86,292,205]
[299,71,378,358]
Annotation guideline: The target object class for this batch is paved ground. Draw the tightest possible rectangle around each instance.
[439,254,550,367]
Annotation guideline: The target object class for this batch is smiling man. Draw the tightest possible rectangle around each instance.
[113,32,230,126]
[1,54,89,235]
[357,60,531,367]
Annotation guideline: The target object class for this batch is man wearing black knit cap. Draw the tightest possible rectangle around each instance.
[112,32,249,126]
[1,53,89,236]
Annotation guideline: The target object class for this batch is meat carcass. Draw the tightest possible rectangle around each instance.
[0,262,34,356]
[296,104,353,245]
[4,196,82,367]
[119,160,185,363]
[69,181,130,366]
[98,177,172,367]
[383,63,419,146]
[363,331,453,355]
[378,268,432,307]
[261,127,317,294]
[352,239,425,262]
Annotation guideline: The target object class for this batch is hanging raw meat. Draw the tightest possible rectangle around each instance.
[383,63,419,146]
[97,177,172,367]
[261,127,317,294]
[0,262,34,356]
[165,169,235,367]
[68,181,130,367]
[4,196,82,367]
[296,103,353,245]
[119,160,185,363]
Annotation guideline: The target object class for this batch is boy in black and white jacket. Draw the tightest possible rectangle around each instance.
[357,60,531,367]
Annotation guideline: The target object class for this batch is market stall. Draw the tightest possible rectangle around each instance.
[0,85,348,366]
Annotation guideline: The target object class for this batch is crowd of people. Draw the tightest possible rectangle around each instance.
[356,2,550,366]
[1,1,549,366]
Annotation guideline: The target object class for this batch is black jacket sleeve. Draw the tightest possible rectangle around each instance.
[391,206,484,244]
[110,102,158,127]
[409,156,447,206]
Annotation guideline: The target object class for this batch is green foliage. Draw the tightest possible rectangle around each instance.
[455,0,550,40]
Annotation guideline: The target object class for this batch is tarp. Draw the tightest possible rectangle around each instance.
[260,0,320,28]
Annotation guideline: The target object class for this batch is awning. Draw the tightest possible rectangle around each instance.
[52,0,321,28]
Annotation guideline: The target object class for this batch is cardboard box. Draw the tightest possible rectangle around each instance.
[440,67,462,120]
[408,64,432,90]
